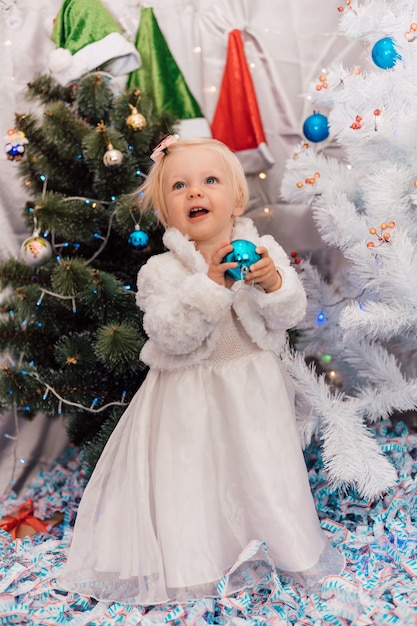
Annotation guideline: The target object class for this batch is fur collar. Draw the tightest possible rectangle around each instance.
[162,217,261,274]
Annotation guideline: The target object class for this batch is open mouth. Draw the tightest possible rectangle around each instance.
[189,208,209,219]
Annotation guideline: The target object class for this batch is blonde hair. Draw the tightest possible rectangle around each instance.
[139,137,249,227]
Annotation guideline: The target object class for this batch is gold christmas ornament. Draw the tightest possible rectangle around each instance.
[126,91,147,131]
[126,105,147,131]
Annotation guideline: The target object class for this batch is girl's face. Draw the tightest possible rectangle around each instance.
[161,147,243,250]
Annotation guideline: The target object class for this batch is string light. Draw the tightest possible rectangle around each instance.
[2,405,21,491]
[87,209,117,264]
[90,398,98,410]
[35,288,77,308]
[37,376,129,414]
[31,179,116,266]
[320,354,333,365]
[317,312,325,324]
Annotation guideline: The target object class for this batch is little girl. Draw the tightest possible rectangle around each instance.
[61,136,344,605]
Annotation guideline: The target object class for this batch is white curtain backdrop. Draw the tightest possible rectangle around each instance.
[0,0,365,492]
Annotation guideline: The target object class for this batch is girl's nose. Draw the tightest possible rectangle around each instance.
[188,185,203,198]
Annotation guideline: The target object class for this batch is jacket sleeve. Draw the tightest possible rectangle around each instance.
[233,234,306,350]
[136,254,234,356]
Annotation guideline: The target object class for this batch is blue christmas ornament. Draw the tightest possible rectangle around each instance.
[128,226,149,250]
[5,143,25,160]
[4,129,28,161]
[222,240,261,280]
[371,37,401,69]
[303,113,329,143]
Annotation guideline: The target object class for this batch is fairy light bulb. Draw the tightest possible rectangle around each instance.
[320,354,333,365]
[317,312,325,324]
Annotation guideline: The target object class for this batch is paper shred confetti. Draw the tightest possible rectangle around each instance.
[0,422,415,624]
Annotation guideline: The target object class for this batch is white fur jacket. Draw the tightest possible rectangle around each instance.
[136,217,306,371]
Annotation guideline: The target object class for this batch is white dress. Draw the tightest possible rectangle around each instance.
[60,310,344,605]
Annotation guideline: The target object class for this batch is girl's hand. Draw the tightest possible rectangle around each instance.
[244,246,282,292]
[207,242,237,287]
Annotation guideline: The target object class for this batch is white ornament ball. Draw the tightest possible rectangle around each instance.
[103,146,124,168]
[21,236,53,267]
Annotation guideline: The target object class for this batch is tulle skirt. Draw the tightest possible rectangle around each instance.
[60,340,344,605]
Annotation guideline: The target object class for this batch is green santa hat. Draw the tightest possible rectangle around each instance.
[49,0,141,86]
[127,7,210,138]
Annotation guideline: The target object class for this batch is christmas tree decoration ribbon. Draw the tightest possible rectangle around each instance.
[0,499,49,540]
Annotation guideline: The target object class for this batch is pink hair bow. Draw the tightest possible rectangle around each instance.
[150,134,179,162]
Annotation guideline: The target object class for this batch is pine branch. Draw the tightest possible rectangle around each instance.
[283,350,397,498]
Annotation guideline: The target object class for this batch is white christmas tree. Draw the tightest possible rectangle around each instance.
[281,0,417,499]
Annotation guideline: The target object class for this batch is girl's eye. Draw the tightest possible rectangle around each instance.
[173,181,185,190]
[205,176,217,185]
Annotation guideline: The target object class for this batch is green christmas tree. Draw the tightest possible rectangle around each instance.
[1,72,177,471]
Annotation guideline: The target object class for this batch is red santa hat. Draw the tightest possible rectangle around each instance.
[211,29,275,175]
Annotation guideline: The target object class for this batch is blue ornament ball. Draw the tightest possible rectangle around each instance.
[371,37,401,69]
[5,142,25,161]
[302,113,329,143]
[128,228,149,250]
[222,240,261,281]
[4,129,28,161]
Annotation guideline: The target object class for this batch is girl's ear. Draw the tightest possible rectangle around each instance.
[232,204,245,217]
